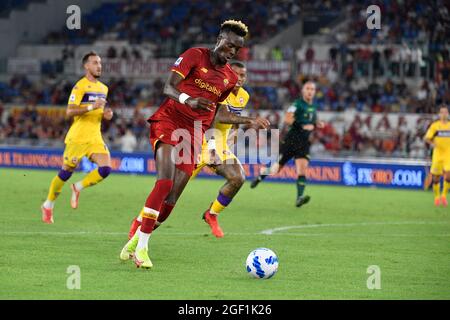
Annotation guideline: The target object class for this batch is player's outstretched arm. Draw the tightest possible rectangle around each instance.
[215,104,270,129]
[163,71,214,111]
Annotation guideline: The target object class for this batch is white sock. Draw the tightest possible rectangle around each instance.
[136,214,142,222]
[136,230,151,250]
[43,200,54,209]
[74,181,84,191]
[260,167,271,176]
[269,163,280,175]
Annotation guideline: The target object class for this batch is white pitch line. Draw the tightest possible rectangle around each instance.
[260,221,450,235]
[1,220,450,238]
[0,231,127,236]
[0,231,449,238]
[0,231,313,236]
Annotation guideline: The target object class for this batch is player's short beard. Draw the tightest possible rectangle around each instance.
[216,49,227,65]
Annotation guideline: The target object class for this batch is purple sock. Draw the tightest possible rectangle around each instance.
[217,192,232,206]
[58,169,72,181]
[98,166,111,178]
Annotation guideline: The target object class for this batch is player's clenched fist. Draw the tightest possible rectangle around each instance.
[93,97,106,109]
[186,97,215,111]
[251,117,270,129]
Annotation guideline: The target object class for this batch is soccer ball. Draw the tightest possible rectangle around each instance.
[246,248,279,279]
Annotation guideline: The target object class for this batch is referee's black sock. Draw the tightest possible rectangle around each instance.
[297,175,306,197]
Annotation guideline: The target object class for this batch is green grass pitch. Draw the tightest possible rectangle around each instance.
[0,168,449,300]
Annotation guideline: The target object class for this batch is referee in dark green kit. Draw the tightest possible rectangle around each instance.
[251,81,324,207]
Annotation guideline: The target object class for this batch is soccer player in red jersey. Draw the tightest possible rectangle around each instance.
[120,20,269,269]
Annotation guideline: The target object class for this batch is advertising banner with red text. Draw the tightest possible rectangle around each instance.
[0,147,427,190]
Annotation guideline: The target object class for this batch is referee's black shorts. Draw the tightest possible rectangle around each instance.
[278,132,311,166]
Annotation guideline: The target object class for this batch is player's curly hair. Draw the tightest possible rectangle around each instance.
[220,20,248,38]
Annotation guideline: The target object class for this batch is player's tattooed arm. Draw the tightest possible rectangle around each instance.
[215,104,270,129]
[226,124,240,145]
[66,98,106,117]
[164,72,214,111]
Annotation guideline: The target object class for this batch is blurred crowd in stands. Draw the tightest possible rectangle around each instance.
[0,0,31,17]
[343,0,449,45]
[0,102,150,153]
[1,71,447,115]
[45,0,302,53]
[2,0,448,113]
[0,99,434,159]
[309,112,432,158]
[1,0,448,158]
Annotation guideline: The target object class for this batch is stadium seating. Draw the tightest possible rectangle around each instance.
[45,0,302,52]
[0,0,42,17]
[0,0,448,159]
